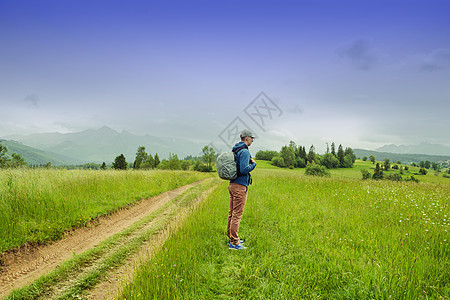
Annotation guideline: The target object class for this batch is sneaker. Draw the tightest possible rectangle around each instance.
[228,239,245,244]
[228,241,247,250]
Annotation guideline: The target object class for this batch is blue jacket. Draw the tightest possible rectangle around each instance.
[230,142,257,187]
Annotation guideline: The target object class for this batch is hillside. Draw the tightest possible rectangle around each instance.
[2,126,203,163]
[0,140,83,165]
[354,148,450,164]
[376,142,450,156]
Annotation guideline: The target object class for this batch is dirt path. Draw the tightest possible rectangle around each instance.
[0,179,212,299]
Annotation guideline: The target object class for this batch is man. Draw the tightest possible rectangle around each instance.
[227,129,257,250]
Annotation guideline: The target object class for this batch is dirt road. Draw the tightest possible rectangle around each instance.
[0,178,216,299]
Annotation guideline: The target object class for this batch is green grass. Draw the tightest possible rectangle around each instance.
[5,178,218,300]
[0,169,212,253]
[119,165,449,299]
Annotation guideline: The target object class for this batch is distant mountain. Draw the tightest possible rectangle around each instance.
[376,142,450,156]
[0,139,83,165]
[354,148,450,164]
[2,126,203,164]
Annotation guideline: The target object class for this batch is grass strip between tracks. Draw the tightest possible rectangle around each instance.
[5,178,219,300]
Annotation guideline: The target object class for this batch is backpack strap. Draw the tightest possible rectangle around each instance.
[232,145,249,177]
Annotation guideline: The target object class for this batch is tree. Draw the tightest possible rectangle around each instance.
[280,145,295,167]
[331,142,336,156]
[141,154,155,169]
[337,144,345,166]
[424,161,431,169]
[419,167,427,175]
[344,147,356,167]
[289,141,297,151]
[10,153,27,168]
[431,162,438,171]
[326,143,330,154]
[154,153,160,168]
[372,163,383,180]
[369,155,375,164]
[202,145,216,170]
[362,156,367,161]
[255,150,278,161]
[0,142,10,168]
[384,158,390,171]
[419,161,425,168]
[307,145,316,163]
[112,154,128,170]
[322,153,339,169]
[134,146,148,169]
[101,162,107,170]
[180,160,191,170]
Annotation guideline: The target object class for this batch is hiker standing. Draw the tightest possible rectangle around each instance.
[227,129,257,250]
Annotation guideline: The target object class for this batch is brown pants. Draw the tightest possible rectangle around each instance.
[227,183,248,245]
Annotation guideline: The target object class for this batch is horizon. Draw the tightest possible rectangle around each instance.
[3,125,450,159]
[1,0,449,153]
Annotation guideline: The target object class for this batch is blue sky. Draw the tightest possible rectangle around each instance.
[1,0,449,153]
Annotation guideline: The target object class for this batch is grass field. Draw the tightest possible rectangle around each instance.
[0,169,212,253]
[119,163,449,299]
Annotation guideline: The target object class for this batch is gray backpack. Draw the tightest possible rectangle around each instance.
[216,145,248,180]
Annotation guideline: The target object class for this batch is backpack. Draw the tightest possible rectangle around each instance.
[216,145,248,180]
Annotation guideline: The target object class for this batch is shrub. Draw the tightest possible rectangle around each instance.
[192,159,212,172]
[419,168,427,175]
[392,164,399,170]
[385,173,403,181]
[272,156,286,168]
[361,169,371,180]
[405,175,419,182]
[443,173,450,179]
[305,162,330,177]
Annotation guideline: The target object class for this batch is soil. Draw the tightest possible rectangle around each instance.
[0,179,211,299]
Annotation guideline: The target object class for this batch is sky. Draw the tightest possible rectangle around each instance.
[1,0,449,153]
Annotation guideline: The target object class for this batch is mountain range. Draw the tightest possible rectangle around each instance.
[376,142,450,156]
[2,127,450,166]
[2,126,203,165]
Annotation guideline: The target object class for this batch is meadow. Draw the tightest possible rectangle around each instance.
[0,169,212,253]
[120,162,449,299]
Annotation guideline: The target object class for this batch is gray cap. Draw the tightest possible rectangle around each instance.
[240,129,255,139]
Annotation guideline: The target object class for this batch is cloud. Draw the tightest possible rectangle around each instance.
[24,94,40,109]
[338,38,379,71]
[419,48,450,72]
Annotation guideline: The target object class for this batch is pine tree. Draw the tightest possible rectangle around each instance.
[113,154,128,170]
[154,153,160,168]
[134,146,148,169]
[307,145,315,163]
[0,141,10,168]
[331,142,336,157]
[337,144,345,166]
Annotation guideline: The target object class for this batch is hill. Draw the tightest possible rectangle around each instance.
[376,142,450,156]
[354,148,450,164]
[0,139,83,165]
[2,126,202,164]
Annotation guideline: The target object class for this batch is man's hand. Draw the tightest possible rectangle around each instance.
[250,158,256,164]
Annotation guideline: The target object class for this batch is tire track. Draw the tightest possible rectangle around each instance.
[0,179,212,299]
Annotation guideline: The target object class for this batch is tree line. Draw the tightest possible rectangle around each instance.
[111,145,216,172]
[256,141,356,169]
